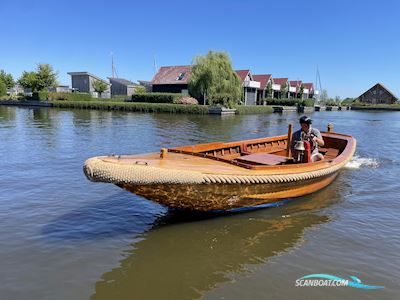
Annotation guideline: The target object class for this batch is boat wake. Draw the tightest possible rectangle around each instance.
[345,156,379,169]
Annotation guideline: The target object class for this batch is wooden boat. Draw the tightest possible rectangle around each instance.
[84,124,356,211]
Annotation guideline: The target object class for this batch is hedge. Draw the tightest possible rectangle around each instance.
[47,92,92,101]
[128,93,182,104]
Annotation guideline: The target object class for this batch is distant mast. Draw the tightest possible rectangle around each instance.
[315,66,322,101]
[153,54,158,75]
[111,52,118,78]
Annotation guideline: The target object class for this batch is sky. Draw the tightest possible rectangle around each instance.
[1,0,399,98]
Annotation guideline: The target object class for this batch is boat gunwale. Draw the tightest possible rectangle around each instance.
[167,131,356,172]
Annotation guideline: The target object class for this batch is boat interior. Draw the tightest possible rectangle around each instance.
[169,132,349,170]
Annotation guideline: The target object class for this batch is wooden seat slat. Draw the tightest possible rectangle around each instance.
[235,153,289,165]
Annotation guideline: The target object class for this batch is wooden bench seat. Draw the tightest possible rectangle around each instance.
[319,147,340,160]
[235,153,290,166]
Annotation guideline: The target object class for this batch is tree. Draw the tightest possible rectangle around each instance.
[35,64,58,91]
[334,96,342,105]
[266,82,272,98]
[320,89,329,102]
[188,51,242,108]
[0,80,6,96]
[92,79,108,97]
[0,70,15,89]
[18,71,38,91]
[134,86,146,94]
[298,84,305,99]
[280,83,288,99]
[17,64,58,92]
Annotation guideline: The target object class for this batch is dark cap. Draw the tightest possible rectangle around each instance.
[299,116,312,124]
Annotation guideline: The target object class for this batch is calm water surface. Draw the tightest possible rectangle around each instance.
[0,106,399,299]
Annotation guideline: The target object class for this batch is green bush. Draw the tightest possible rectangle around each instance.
[31,91,49,101]
[47,92,92,101]
[208,93,237,108]
[134,86,146,94]
[128,93,182,104]
[324,100,338,106]
[302,99,315,107]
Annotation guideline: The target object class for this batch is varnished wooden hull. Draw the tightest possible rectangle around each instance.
[84,130,356,211]
[120,173,338,211]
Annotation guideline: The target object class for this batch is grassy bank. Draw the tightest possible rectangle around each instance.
[235,105,274,114]
[51,100,276,114]
[351,104,400,111]
[50,100,210,114]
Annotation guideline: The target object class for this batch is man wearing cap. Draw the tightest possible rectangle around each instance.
[291,116,325,162]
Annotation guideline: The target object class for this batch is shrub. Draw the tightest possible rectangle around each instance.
[208,93,237,108]
[302,99,315,107]
[134,86,146,94]
[175,96,198,105]
[128,93,182,103]
[31,91,49,101]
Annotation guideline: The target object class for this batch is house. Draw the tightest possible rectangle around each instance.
[151,65,192,94]
[108,77,138,96]
[48,85,71,93]
[7,84,25,96]
[138,80,152,92]
[357,83,398,104]
[253,74,273,104]
[289,80,302,98]
[303,83,315,99]
[273,78,289,98]
[67,72,111,98]
[235,70,260,105]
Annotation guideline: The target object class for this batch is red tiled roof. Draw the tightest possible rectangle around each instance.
[151,65,192,85]
[252,74,272,90]
[303,83,314,90]
[273,78,288,85]
[235,70,250,82]
[289,80,302,87]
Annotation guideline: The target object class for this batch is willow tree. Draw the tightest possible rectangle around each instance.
[188,51,242,108]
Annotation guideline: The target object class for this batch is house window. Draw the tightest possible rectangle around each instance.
[176,73,185,81]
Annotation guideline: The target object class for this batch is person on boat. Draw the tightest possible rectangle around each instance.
[291,116,325,162]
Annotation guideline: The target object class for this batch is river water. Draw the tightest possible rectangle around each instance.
[0,106,399,300]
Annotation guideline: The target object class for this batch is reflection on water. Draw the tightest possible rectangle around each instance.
[1,107,400,300]
[91,181,344,300]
